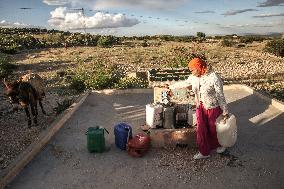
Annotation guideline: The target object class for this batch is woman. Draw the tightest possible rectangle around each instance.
[170,57,229,160]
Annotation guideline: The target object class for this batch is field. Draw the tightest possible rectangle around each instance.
[0,39,284,171]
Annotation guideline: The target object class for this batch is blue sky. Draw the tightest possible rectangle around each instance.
[0,0,283,36]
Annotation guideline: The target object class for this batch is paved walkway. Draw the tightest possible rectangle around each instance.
[7,87,284,189]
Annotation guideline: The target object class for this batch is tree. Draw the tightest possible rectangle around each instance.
[197,32,206,38]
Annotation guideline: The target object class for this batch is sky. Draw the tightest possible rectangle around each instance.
[0,0,283,36]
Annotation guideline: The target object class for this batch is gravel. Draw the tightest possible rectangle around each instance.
[0,86,75,170]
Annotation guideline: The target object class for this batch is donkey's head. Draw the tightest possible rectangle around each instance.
[3,78,21,105]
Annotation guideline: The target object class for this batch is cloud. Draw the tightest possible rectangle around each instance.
[219,24,249,28]
[48,7,140,30]
[222,9,258,16]
[257,0,284,7]
[43,0,70,5]
[253,13,284,17]
[94,0,187,10]
[43,0,187,10]
[0,20,37,28]
[194,10,215,14]
[219,21,283,28]
[43,0,93,6]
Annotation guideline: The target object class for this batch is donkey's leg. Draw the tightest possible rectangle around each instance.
[34,100,38,116]
[30,103,38,126]
[24,106,32,127]
[39,99,46,115]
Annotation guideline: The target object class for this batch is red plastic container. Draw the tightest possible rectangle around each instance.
[127,133,151,157]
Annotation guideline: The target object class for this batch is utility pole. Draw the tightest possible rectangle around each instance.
[70,8,86,33]
[81,8,86,34]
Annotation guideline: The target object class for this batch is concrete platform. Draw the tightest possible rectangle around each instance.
[4,85,284,189]
[150,128,196,148]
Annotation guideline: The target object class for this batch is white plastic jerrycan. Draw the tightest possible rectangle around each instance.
[216,114,237,147]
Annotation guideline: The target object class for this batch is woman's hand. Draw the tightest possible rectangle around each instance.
[222,114,229,124]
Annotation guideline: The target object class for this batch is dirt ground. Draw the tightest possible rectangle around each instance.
[0,41,284,174]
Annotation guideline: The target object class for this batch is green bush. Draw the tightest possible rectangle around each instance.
[69,77,86,92]
[67,65,89,92]
[114,77,148,89]
[97,35,119,47]
[0,34,20,54]
[67,58,147,91]
[0,53,17,78]
[264,39,284,57]
[0,33,43,53]
[85,73,113,90]
[65,33,99,47]
[220,39,234,47]
[239,36,265,44]
[0,44,19,54]
[67,59,117,91]
[141,40,149,47]
[44,33,65,47]
[197,32,206,38]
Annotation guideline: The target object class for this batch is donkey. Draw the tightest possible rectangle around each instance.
[3,73,46,127]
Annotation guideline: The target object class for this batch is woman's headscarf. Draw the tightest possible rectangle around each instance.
[188,58,208,75]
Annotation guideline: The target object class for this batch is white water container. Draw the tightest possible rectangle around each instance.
[216,114,237,147]
[146,104,163,128]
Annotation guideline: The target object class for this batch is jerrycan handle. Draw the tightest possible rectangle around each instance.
[98,126,109,134]
[127,128,131,143]
[85,126,108,135]
[104,128,109,134]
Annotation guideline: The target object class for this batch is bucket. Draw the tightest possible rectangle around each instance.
[114,123,132,150]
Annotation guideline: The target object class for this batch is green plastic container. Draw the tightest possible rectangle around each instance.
[87,126,109,153]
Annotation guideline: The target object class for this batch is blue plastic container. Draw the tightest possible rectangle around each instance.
[114,123,132,150]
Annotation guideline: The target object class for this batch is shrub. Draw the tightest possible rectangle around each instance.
[141,40,149,47]
[66,58,147,91]
[197,32,206,38]
[220,39,234,47]
[65,33,100,47]
[97,35,119,47]
[67,59,119,91]
[239,36,265,44]
[264,39,284,57]
[68,73,87,92]
[0,34,20,54]
[114,77,148,89]
[44,33,65,47]
[85,73,113,90]
[0,44,19,54]
[20,34,41,49]
[0,53,17,78]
